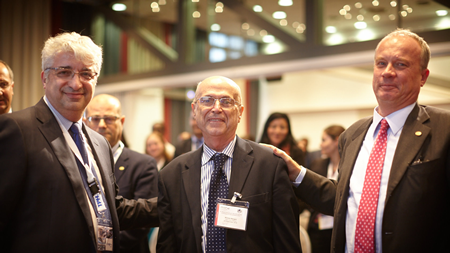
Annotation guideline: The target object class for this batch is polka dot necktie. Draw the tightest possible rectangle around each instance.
[355,119,390,253]
[206,153,228,253]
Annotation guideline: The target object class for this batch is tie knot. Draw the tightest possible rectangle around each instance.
[213,153,227,170]
[70,122,82,135]
[380,119,389,133]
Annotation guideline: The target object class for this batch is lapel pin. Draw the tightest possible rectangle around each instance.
[415,131,422,136]
[119,166,125,171]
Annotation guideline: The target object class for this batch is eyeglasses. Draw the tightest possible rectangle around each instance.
[195,96,241,109]
[86,115,120,125]
[45,67,98,81]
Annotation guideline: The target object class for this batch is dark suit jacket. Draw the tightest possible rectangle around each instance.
[174,138,193,159]
[296,104,450,253]
[0,99,158,252]
[157,137,301,252]
[115,147,158,253]
[306,158,330,232]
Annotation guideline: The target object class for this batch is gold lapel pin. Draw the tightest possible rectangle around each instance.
[119,166,125,171]
[415,131,422,136]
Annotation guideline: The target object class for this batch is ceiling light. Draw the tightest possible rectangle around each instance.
[356,29,376,41]
[327,33,345,45]
[345,13,352,19]
[260,30,268,36]
[152,7,160,12]
[253,5,263,12]
[211,24,221,31]
[325,26,337,33]
[355,2,362,8]
[401,11,407,17]
[151,2,158,8]
[193,11,201,18]
[247,29,255,36]
[216,2,224,8]
[373,15,380,21]
[242,23,250,30]
[215,6,223,13]
[112,3,126,11]
[280,19,288,26]
[262,35,275,43]
[343,5,351,11]
[357,15,364,21]
[292,21,300,28]
[389,14,396,20]
[407,7,413,13]
[402,5,409,10]
[296,27,304,33]
[192,0,199,2]
[272,11,287,19]
[390,1,397,7]
[159,0,166,5]
[354,21,367,29]
[372,1,379,7]
[339,9,347,15]
[278,0,293,7]
[436,10,448,16]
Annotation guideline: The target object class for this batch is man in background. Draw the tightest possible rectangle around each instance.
[0,60,14,114]
[85,94,158,253]
[157,76,301,252]
[174,111,204,158]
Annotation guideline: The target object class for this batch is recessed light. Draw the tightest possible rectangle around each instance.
[112,3,126,11]
[272,11,286,19]
[253,5,263,12]
[436,10,448,16]
[278,0,293,7]
[354,21,367,29]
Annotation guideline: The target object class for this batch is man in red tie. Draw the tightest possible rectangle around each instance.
[267,28,450,253]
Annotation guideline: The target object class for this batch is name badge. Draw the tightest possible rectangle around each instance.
[214,193,249,231]
[97,217,113,251]
[318,214,334,230]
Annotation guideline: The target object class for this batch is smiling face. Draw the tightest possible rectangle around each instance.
[41,52,96,122]
[146,133,165,160]
[372,35,429,116]
[191,76,244,150]
[267,118,289,147]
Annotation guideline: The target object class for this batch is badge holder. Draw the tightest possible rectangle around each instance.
[90,178,113,251]
[214,192,250,231]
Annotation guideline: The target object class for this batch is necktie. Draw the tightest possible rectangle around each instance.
[206,153,228,252]
[70,122,89,165]
[354,119,390,253]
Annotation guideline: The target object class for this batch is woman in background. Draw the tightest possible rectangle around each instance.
[307,125,345,253]
[145,132,171,171]
[260,112,305,166]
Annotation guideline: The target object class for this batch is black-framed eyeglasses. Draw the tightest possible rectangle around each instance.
[86,115,120,125]
[45,67,98,81]
[195,96,241,108]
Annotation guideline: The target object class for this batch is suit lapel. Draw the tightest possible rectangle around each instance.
[35,100,95,237]
[229,137,254,198]
[385,105,430,204]
[114,148,128,183]
[183,148,203,244]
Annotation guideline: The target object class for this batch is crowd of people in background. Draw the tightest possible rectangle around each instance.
[1,27,450,253]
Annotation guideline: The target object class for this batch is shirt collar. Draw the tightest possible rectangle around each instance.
[372,102,416,136]
[43,95,82,130]
[201,135,237,166]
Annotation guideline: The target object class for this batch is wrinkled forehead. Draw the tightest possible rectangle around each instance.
[196,77,241,100]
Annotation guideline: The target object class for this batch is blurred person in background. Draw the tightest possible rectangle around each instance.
[260,112,305,166]
[307,125,345,253]
[0,60,14,114]
[152,122,175,160]
[146,131,171,171]
[174,111,204,158]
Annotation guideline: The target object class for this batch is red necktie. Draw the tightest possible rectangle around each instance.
[354,119,389,253]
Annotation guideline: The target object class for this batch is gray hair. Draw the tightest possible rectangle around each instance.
[41,32,103,77]
[0,60,14,82]
[377,28,430,70]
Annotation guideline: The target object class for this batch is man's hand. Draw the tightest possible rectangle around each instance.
[260,143,302,182]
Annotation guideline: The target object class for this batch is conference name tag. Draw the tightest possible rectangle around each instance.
[214,193,249,231]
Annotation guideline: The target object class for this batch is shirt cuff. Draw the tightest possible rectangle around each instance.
[292,166,307,187]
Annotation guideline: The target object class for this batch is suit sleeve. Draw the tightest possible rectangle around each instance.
[272,158,302,251]
[0,116,26,233]
[156,171,178,252]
